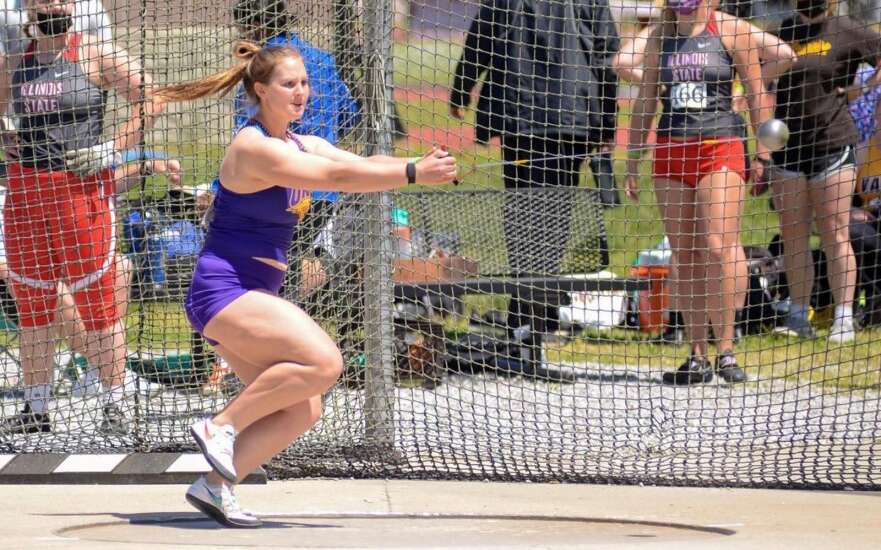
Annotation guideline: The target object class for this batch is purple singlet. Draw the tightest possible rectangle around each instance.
[185,120,311,345]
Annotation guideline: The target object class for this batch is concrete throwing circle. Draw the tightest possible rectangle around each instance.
[57,513,735,547]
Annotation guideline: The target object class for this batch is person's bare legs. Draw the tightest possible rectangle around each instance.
[809,167,857,329]
[734,238,749,311]
[695,168,745,355]
[772,172,814,333]
[19,324,56,388]
[114,254,133,320]
[83,321,127,390]
[57,254,133,356]
[654,177,708,357]
[204,344,322,487]
[203,291,342,434]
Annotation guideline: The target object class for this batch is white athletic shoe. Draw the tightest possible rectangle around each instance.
[191,418,237,483]
[72,370,163,399]
[71,368,101,398]
[185,476,261,528]
[123,371,164,399]
[828,318,855,344]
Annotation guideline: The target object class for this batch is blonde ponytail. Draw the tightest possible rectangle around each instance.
[154,41,268,102]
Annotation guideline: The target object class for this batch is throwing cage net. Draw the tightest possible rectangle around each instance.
[0,0,879,489]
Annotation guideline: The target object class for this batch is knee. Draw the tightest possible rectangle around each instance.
[310,346,344,391]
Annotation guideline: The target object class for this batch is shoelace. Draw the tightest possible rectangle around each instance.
[718,354,737,369]
[221,484,253,516]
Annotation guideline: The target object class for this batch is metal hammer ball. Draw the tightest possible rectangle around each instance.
[757,119,790,152]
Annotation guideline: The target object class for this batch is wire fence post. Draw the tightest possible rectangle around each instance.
[361,0,396,454]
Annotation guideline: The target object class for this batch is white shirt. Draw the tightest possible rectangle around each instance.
[0,0,112,57]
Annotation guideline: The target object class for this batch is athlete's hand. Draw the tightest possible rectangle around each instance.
[147,158,183,186]
[64,141,122,176]
[0,115,19,161]
[415,146,458,185]
[623,174,639,203]
[749,156,771,196]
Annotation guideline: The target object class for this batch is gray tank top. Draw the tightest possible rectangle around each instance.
[657,16,745,139]
[12,34,106,170]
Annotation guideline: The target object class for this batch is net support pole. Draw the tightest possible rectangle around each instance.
[360,0,396,453]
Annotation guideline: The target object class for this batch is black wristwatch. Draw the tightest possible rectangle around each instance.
[406,161,417,185]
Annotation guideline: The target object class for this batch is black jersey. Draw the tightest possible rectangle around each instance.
[657,14,745,139]
[12,34,106,170]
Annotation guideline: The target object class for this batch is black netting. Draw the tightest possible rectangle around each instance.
[0,0,878,490]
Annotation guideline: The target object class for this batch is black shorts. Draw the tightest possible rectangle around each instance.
[771,145,856,183]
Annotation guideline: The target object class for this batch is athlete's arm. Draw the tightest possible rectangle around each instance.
[717,11,796,85]
[114,158,182,194]
[625,27,661,161]
[0,51,20,158]
[723,17,774,161]
[754,31,796,85]
[622,26,662,202]
[612,24,655,84]
[299,134,438,166]
[221,129,457,194]
[88,38,165,151]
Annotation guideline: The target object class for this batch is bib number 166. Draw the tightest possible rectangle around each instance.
[671,82,708,110]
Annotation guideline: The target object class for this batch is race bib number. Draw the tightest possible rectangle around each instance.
[671,82,708,110]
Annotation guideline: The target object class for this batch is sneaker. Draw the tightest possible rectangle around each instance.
[71,368,102,398]
[191,418,237,483]
[828,317,855,344]
[100,404,130,435]
[0,403,51,434]
[715,350,747,383]
[185,475,261,528]
[662,355,713,386]
[123,371,164,400]
[772,315,817,339]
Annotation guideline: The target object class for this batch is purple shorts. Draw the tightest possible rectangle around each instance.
[185,251,286,346]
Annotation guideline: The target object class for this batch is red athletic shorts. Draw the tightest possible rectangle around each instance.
[4,163,118,330]
[653,136,746,188]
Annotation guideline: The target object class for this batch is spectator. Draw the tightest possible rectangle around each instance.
[612,2,796,343]
[623,0,774,384]
[0,0,164,435]
[849,63,881,144]
[769,0,881,342]
[53,157,182,396]
[0,0,111,153]
[154,41,457,527]
[449,0,620,363]
[851,92,881,325]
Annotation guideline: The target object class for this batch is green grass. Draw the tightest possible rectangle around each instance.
[546,326,881,392]
[393,40,461,89]
[13,32,862,393]
[124,302,194,351]
[390,72,880,392]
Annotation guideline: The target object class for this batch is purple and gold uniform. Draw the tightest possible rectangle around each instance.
[185,120,310,344]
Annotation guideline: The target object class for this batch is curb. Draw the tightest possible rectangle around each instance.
[0,453,266,484]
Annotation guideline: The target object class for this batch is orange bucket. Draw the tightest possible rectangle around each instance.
[630,265,670,333]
